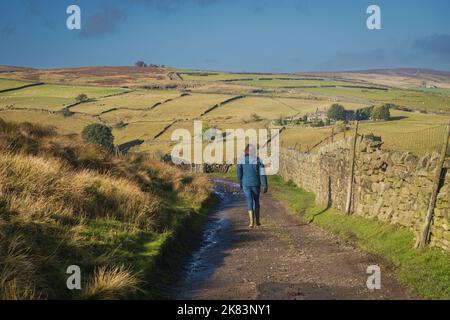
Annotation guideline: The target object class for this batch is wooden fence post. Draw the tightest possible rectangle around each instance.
[416,122,450,248]
[331,127,334,143]
[345,121,359,214]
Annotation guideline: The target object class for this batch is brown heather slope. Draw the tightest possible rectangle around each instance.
[0,66,172,87]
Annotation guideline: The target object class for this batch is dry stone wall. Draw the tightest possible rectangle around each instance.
[279,136,449,251]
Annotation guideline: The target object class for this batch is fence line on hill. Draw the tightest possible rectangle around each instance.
[285,121,450,157]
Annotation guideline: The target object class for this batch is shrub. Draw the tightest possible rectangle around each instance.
[311,119,325,127]
[75,94,89,103]
[355,106,373,120]
[81,124,114,151]
[372,104,391,121]
[327,104,346,121]
[134,61,147,68]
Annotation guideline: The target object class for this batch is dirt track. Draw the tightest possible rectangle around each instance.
[172,179,413,300]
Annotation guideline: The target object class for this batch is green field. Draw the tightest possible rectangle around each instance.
[97,93,233,126]
[178,71,304,82]
[297,87,450,112]
[282,110,449,154]
[113,121,171,145]
[0,84,126,111]
[0,79,32,91]
[0,109,96,134]
[72,90,181,114]
[0,69,448,156]
[232,79,361,88]
[416,87,450,94]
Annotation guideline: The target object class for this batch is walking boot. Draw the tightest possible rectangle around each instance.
[255,208,261,226]
[248,211,255,228]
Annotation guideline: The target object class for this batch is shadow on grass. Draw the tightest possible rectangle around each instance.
[307,176,332,224]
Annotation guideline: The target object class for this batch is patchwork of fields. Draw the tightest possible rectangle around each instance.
[0,83,126,111]
[0,67,449,157]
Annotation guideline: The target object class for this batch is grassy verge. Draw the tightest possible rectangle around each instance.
[268,175,450,300]
[207,170,449,299]
[79,192,218,299]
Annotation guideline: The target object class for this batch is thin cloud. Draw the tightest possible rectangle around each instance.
[80,8,126,38]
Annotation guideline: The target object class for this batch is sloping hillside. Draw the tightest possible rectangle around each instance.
[0,118,212,299]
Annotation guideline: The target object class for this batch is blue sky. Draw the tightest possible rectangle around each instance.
[1,0,449,72]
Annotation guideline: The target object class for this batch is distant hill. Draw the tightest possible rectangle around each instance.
[2,65,450,89]
[0,65,37,72]
[299,68,450,89]
[0,65,170,86]
[349,68,450,78]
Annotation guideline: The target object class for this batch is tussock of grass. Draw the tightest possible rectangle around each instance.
[0,118,212,299]
[80,265,140,300]
[268,175,450,300]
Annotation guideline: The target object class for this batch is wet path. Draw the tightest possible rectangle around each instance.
[171,179,413,300]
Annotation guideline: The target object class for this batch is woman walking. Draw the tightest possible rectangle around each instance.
[237,144,268,228]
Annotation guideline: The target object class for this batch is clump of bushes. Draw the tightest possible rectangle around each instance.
[371,104,391,121]
[326,103,390,122]
[327,104,346,121]
[310,119,325,127]
[75,94,89,103]
[81,123,114,151]
[134,61,147,68]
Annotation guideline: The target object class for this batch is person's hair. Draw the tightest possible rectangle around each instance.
[245,144,256,156]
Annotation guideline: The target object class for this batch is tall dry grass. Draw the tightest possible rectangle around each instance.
[0,232,38,300]
[80,265,140,300]
[0,118,212,299]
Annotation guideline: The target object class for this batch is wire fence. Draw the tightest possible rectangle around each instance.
[358,123,449,157]
[290,122,450,157]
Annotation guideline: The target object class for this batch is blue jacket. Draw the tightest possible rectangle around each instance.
[237,156,268,188]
